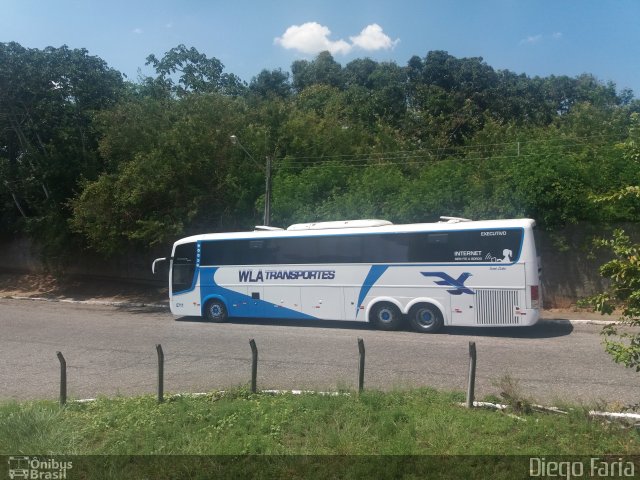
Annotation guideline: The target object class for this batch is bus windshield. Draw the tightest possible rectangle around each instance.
[171,242,197,294]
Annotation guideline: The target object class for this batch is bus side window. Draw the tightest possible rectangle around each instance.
[427,233,448,244]
[245,239,269,265]
[405,232,449,262]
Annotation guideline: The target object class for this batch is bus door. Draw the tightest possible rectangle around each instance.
[170,241,200,316]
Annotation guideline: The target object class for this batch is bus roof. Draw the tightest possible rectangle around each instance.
[287,219,393,231]
[174,218,536,246]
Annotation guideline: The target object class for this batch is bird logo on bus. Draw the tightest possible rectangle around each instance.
[421,272,475,295]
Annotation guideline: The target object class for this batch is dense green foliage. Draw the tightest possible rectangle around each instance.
[583,129,640,372]
[1,42,639,257]
[0,42,124,259]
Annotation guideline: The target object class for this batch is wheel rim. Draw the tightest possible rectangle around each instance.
[209,303,223,319]
[378,307,394,324]
[415,308,435,328]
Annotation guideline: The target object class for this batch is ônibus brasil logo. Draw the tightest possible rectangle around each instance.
[421,272,474,295]
[8,456,72,479]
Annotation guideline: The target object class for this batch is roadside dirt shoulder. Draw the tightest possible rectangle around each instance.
[0,271,168,305]
[541,308,613,321]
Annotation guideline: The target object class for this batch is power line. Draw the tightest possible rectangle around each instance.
[270,139,622,171]
[270,133,629,165]
[274,151,620,172]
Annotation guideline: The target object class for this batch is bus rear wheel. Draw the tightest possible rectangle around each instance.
[370,302,403,331]
[409,304,443,333]
[204,299,228,323]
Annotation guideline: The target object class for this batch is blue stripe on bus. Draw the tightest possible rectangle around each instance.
[199,267,319,320]
[355,265,389,317]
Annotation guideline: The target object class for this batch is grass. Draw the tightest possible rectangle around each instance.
[1,388,639,478]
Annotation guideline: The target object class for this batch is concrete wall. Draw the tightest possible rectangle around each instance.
[1,225,634,308]
[536,226,610,308]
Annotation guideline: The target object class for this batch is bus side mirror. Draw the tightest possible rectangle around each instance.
[152,257,167,274]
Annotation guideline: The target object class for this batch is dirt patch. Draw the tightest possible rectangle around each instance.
[541,308,614,321]
[0,271,167,305]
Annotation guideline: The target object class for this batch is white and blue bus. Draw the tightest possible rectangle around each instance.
[153,217,541,333]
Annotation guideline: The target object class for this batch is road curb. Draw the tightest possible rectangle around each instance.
[554,319,616,326]
[2,294,616,324]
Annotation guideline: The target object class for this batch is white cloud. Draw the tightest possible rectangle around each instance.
[275,22,399,56]
[520,34,542,45]
[275,22,352,55]
[519,32,563,45]
[350,24,399,51]
[133,27,143,34]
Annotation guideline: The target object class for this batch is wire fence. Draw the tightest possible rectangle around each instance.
[54,338,478,406]
[49,341,640,426]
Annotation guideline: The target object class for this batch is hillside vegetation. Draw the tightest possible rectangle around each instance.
[1,42,639,260]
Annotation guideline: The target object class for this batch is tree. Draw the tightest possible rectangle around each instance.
[0,42,124,256]
[145,44,246,96]
[70,93,254,253]
[291,51,344,92]
[249,68,292,99]
[405,51,500,145]
[584,118,640,373]
[588,226,640,372]
[342,60,407,126]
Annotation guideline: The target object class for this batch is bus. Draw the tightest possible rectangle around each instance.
[152,217,541,333]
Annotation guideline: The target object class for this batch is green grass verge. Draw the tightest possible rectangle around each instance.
[1,388,638,478]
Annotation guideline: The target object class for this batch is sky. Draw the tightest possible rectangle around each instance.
[2,0,640,96]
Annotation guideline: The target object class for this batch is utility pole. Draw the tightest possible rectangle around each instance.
[264,155,272,226]
[230,135,273,226]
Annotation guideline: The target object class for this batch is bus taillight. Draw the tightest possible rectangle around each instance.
[530,285,540,308]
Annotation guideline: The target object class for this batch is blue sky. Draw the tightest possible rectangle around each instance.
[2,0,639,96]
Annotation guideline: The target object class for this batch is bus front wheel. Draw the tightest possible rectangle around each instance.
[370,302,403,331]
[409,304,443,333]
[204,299,228,323]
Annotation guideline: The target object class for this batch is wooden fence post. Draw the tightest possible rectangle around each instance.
[357,338,365,393]
[56,351,67,406]
[249,339,258,393]
[156,344,164,403]
[466,341,477,408]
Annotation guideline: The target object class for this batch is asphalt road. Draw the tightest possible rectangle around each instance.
[0,298,637,405]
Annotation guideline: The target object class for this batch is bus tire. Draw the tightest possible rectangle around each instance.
[204,299,228,323]
[370,302,403,331]
[409,303,443,333]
